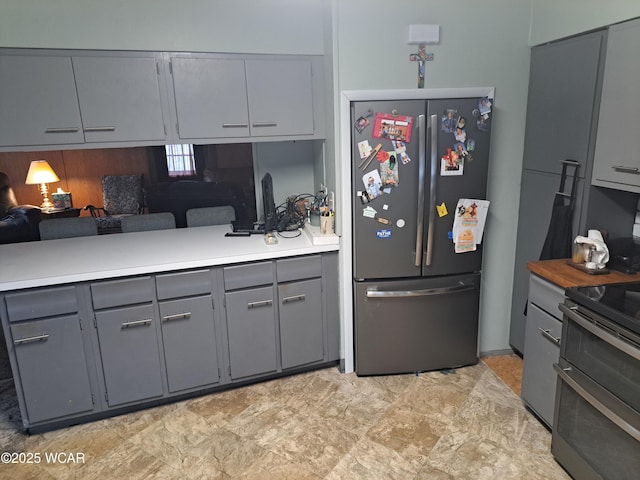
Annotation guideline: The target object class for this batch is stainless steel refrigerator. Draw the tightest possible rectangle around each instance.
[351,98,492,375]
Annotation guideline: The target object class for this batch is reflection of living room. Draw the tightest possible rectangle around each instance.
[0,142,258,229]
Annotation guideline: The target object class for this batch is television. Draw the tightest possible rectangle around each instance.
[261,173,277,232]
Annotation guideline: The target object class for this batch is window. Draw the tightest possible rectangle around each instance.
[165,144,196,177]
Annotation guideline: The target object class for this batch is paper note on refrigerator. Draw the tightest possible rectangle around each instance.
[452,199,489,253]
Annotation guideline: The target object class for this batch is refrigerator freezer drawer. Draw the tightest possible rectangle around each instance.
[354,274,480,375]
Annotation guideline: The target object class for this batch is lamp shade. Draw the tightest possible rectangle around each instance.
[25,160,60,185]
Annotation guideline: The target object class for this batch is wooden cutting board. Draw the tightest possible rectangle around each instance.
[527,258,640,289]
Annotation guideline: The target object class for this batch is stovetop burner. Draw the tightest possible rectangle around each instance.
[566,282,640,336]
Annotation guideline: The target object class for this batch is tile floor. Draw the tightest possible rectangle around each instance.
[0,357,570,480]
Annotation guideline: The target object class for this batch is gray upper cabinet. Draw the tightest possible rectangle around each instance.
[523,31,605,177]
[167,54,321,142]
[245,59,314,137]
[170,57,250,139]
[0,54,84,147]
[592,19,640,193]
[72,54,167,143]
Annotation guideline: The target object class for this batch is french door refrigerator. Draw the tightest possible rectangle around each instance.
[351,98,492,375]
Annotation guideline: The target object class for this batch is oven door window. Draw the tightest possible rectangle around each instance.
[554,374,640,480]
[564,311,640,412]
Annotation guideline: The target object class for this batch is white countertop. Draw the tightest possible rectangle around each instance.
[0,224,339,292]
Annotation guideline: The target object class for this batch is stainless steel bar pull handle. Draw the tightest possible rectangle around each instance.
[162,312,191,322]
[538,327,560,345]
[366,283,475,298]
[121,319,153,329]
[559,303,640,361]
[612,165,640,174]
[247,299,273,309]
[14,333,50,345]
[83,126,116,132]
[45,127,80,133]
[425,114,438,267]
[415,115,426,267]
[554,364,640,442]
[252,122,278,128]
[282,294,306,304]
[222,123,249,128]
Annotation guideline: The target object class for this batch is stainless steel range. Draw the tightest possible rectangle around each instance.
[554,283,640,480]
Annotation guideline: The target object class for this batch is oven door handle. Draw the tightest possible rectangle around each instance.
[554,364,640,442]
[558,303,640,362]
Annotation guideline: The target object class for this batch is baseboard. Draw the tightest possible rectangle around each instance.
[479,348,518,358]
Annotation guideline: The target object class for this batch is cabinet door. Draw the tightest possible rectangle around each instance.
[10,315,94,424]
[521,302,562,428]
[523,31,605,177]
[170,57,250,139]
[95,304,164,407]
[73,55,167,143]
[592,19,640,192]
[0,55,84,146]
[279,279,323,369]
[225,286,277,380]
[159,295,220,393]
[245,59,314,137]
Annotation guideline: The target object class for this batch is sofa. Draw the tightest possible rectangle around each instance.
[145,181,248,228]
[0,205,42,244]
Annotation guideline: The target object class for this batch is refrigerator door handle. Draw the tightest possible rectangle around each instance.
[425,114,438,266]
[366,283,476,298]
[415,114,426,267]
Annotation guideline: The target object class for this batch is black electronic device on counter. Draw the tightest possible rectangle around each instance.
[607,236,640,274]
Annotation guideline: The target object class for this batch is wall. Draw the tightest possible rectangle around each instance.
[530,0,640,45]
[0,0,325,54]
[334,0,532,355]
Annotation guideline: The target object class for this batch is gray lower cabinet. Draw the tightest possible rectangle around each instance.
[2,286,96,426]
[10,315,94,424]
[94,304,164,407]
[521,275,563,428]
[91,276,164,407]
[279,279,323,369]
[156,269,221,393]
[225,286,278,380]
[1,253,337,431]
[159,295,220,393]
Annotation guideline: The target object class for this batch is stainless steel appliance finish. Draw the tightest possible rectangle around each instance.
[552,291,640,480]
[354,273,480,376]
[351,98,491,375]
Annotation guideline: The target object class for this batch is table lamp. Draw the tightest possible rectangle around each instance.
[25,160,60,212]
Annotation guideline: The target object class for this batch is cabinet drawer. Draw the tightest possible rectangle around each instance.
[156,269,212,300]
[223,262,273,291]
[528,275,564,320]
[276,255,322,283]
[91,276,154,310]
[5,286,78,322]
[521,302,562,427]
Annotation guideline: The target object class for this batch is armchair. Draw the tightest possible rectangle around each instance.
[85,175,144,234]
[1,171,42,244]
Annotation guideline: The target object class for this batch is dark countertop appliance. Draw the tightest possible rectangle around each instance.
[607,236,640,274]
